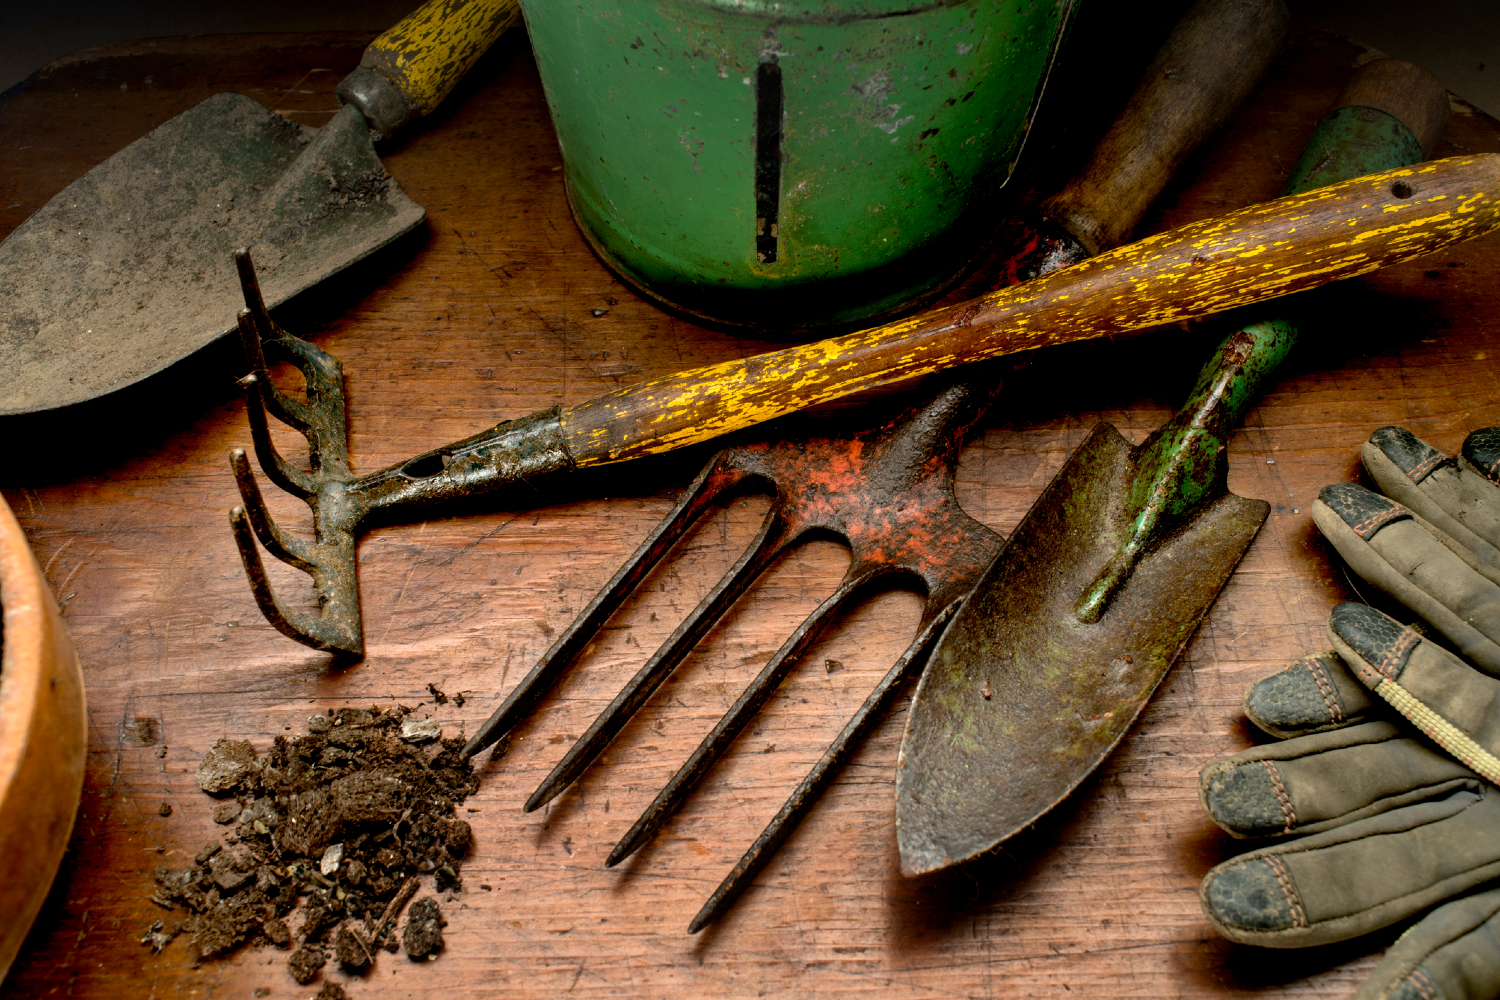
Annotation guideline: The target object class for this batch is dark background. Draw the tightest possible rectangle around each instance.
[3,1,1498,117]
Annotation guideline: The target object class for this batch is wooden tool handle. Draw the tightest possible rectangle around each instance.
[0,494,87,981]
[1041,0,1290,255]
[1336,58,1450,157]
[1282,59,1450,202]
[337,0,521,140]
[563,154,1500,465]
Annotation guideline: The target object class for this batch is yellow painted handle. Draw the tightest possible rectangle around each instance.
[563,155,1500,465]
[338,0,521,139]
[364,0,521,113]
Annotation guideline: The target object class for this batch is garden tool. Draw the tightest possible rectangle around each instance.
[0,0,520,416]
[456,0,1292,932]
[1198,424,1500,1000]
[894,57,1454,876]
[996,0,1288,284]
[467,372,1006,933]
[228,153,1500,656]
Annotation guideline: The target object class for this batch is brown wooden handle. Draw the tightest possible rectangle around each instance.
[1040,0,1290,255]
[563,154,1500,465]
[1336,58,1451,157]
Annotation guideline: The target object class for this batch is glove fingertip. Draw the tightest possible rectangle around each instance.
[1244,651,1363,737]
[1462,426,1500,485]
[1355,885,1500,1000]
[1199,855,1306,944]
[1327,602,1419,689]
[1365,426,1450,487]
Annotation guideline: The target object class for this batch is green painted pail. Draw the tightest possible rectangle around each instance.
[521,0,1077,333]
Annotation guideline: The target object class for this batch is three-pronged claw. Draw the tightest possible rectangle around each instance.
[224,250,365,654]
[464,374,1007,932]
[226,249,575,656]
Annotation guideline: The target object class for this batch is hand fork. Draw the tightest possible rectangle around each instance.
[461,373,1007,932]
[226,249,573,654]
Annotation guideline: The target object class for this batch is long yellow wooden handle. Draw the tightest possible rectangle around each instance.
[564,155,1500,464]
[339,0,521,139]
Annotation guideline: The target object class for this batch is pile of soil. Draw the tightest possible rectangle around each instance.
[145,706,477,990]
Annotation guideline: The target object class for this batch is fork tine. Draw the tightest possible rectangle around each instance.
[685,601,960,934]
[237,368,316,500]
[524,507,794,812]
[228,502,339,650]
[234,256,315,431]
[461,455,756,760]
[229,448,316,572]
[606,568,884,867]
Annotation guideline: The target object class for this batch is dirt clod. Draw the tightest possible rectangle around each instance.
[264,918,291,948]
[336,923,374,970]
[197,738,260,795]
[288,946,325,984]
[315,983,349,1000]
[149,707,479,983]
[402,897,445,959]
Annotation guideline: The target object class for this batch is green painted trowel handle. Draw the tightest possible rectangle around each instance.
[1075,58,1451,624]
[1208,61,1451,415]
[1074,318,1294,622]
[1193,61,1450,423]
[336,0,522,141]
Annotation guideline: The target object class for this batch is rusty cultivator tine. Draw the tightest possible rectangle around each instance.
[226,249,575,655]
[464,375,1007,932]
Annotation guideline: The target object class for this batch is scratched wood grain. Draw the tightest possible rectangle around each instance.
[2,14,1499,1000]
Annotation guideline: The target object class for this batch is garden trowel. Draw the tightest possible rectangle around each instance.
[893,56,1453,876]
[0,0,519,416]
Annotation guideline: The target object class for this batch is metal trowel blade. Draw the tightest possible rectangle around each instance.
[894,422,1268,876]
[0,92,423,415]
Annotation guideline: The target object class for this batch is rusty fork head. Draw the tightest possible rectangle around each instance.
[462,370,1008,931]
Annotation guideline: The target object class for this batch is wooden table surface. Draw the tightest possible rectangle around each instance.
[3,10,1500,1000]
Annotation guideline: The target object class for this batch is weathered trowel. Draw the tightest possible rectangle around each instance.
[895,325,1282,875]
[0,0,519,416]
[893,57,1454,876]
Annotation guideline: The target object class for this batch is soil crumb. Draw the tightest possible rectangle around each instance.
[288,946,326,984]
[402,897,445,959]
[147,707,476,988]
[317,983,350,1000]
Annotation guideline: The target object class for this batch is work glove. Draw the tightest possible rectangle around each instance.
[1197,425,1500,1000]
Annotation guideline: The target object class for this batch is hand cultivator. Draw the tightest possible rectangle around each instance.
[226,155,1500,658]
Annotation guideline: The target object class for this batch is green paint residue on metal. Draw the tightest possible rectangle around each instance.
[1282,105,1424,196]
[520,0,1077,331]
[1072,105,1428,624]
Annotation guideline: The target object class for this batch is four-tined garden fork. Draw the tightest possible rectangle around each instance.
[459,370,1007,932]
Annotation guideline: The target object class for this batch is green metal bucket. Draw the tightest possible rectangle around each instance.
[521,0,1078,334]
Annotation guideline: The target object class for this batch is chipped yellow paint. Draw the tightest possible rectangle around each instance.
[561,156,1500,466]
[363,0,520,113]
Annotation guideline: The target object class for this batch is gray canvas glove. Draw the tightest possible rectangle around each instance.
[1198,426,1500,1000]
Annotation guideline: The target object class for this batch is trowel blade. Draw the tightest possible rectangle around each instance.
[0,92,423,415]
[894,422,1267,876]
